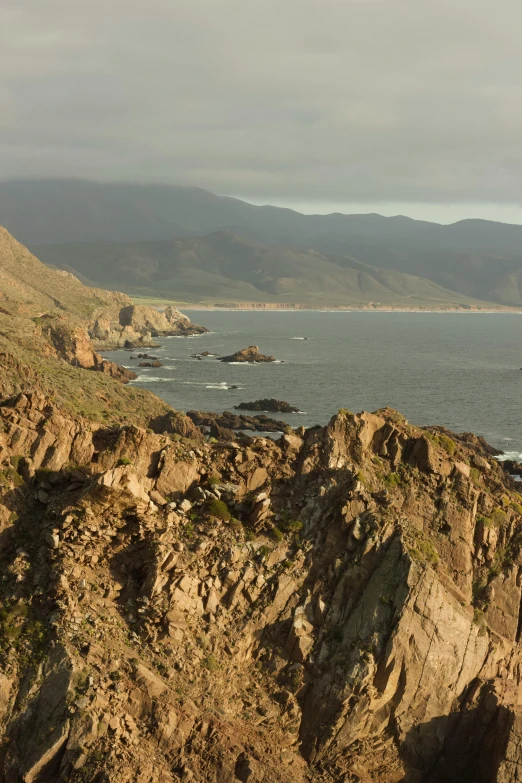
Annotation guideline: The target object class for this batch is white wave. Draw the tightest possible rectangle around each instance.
[130,377,171,383]
[171,332,213,338]
[290,337,306,340]
[496,452,522,462]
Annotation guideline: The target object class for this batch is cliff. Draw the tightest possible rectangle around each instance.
[0,226,207,352]
[1,392,522,782]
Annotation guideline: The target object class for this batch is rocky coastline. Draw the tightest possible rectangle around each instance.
[3,227,522,781]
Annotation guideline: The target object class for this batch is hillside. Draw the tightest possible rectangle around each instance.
[0,227,205,427]
[3,215,522,781]
[33,231,492,309]
[2,179,522,307]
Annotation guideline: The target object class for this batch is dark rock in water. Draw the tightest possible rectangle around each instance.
[191,351,216,358]
[138,360,162,368]
[234,398,300,413]
[132,353,160,360]
[502,459,522,477]
[187,409,288,434]
[229,385,239,390]
[218,345,277,363]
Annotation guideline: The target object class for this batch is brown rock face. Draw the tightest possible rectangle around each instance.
[39,317,137,382]
[1,400,522,782]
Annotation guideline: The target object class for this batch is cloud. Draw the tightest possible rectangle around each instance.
[1,0,522,203]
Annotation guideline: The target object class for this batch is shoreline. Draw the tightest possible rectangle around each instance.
[177,304,522,314]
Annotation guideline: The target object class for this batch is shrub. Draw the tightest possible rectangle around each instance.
[270,526,284,543]
[469,468,481,485]
[202,654,220,672]
[473,608,488,636]
[204,498,231,521]
[230,518,243,535]
[280,518,303,534]
[117,456,132,466]
[385,472,401,488]
[438,434,456,455]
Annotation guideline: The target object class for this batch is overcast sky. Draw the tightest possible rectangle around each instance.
[1,0,522,222]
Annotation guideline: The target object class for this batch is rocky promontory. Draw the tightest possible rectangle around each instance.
[218,345,277,363]
[3,394,522,781]
[234,398,300,413]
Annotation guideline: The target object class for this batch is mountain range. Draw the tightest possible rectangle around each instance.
[2,179,522,307]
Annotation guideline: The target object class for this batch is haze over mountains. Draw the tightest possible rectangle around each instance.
[2,179,522,307]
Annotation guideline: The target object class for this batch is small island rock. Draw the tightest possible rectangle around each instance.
[234,398,300,413]
[218,345,277,363]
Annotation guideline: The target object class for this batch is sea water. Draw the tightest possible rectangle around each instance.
[102,311,522,456]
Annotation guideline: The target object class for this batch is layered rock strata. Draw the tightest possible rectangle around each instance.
[1,398,522,781]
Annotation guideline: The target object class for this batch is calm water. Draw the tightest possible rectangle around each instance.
[102,311,522,457]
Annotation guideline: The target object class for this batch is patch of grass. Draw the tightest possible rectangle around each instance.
[116,456,132,466]
[269,525,284,543]
[0,467,24,488]
[385,472,402,488]
[469,468,482,486]
[408,535,439,567]
[279,518,303,534]
[473,607,488,636]
[201,654,220,672]
[230,518,244,535]
[204,498,231,521]
[425,431,457,455]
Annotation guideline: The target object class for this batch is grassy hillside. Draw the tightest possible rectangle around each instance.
[3,180,522,307]
[33,231,492,308]
[0,226,130,320]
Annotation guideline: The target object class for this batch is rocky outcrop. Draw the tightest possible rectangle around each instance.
[187,409,289,436]
[2,396,522,781]
[38,317,137,382]
[90,304,207,350]
[218,345,277,363]
[234,399,300,413]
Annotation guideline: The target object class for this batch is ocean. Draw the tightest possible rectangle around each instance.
[101,311,522,458]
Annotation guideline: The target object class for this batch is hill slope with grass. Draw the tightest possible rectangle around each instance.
[2,179,522,307]
[33,230,494,308]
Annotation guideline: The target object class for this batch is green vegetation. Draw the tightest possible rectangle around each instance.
[469,467,482,485]
[279,518,303,534]
[201,654,220,672]
[408,532,439,567]
[204,498,231,521]
[425,431,457,455]
[385,472,402,488]
[269,525,284,543]
[116,456,132,466]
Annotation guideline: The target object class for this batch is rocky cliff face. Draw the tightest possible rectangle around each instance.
[0,226,207,352]
[1,394,522,782]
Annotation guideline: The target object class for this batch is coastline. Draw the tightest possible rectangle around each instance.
[177,304,522,314]
[129,296,521,314]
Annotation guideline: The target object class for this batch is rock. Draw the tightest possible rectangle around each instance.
[234,399,300,413]
[218,346,278,363]
[187,410,287,434]
[150,490,168,506]
[138,360,162,368]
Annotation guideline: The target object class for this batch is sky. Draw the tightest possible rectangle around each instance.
[1,0,522,224]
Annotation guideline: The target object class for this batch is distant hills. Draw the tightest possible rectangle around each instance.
[2,179,522,307]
